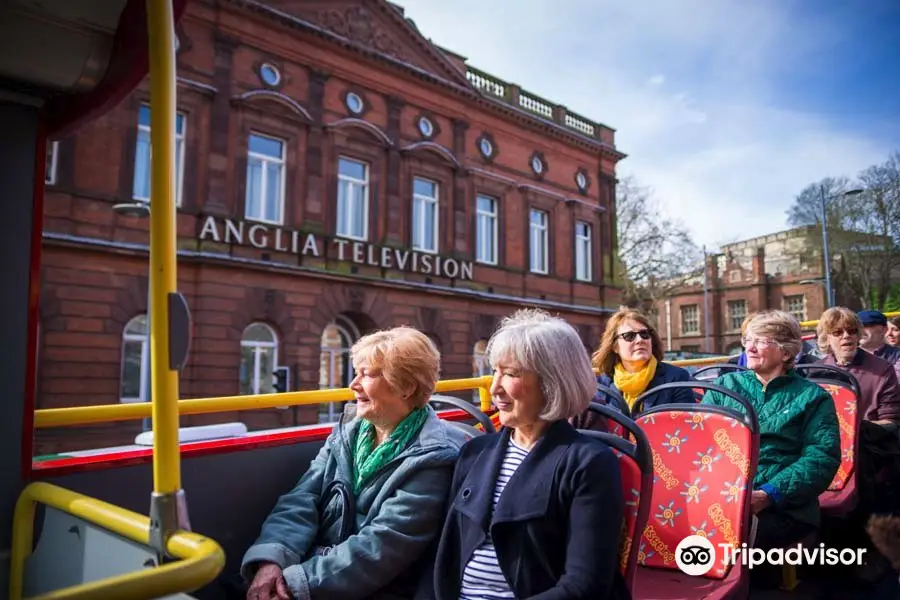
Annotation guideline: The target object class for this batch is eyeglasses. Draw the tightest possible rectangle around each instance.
[618,329,651,342]
[829,328,859,337]
[741,337,780,349]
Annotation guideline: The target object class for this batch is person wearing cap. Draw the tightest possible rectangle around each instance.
[859,310,900,380]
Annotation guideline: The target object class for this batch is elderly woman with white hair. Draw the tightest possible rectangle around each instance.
[429,309,628,600]
[702,310,840,552]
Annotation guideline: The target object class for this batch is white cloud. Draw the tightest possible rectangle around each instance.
[397,0,895,250]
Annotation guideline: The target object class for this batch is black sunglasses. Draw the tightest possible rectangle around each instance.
[618,329,651,342]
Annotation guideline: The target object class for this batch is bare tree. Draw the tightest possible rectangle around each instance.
[615,177,702,312]
[785,152,900,309]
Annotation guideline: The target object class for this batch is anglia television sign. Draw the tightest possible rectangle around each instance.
[198,216,475,281]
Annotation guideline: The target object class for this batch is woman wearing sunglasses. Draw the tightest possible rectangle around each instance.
[571,307,694,429]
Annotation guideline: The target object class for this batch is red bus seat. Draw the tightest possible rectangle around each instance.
[793,364,862,518]
[579,402,653,594]
[814,381,859,516]
[630,382,760,600]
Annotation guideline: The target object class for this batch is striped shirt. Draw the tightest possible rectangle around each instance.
[459,437,530,599]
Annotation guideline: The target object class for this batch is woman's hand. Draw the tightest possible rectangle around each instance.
[247,562,292,600]
[750,490,772,515]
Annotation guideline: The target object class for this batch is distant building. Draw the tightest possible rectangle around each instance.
[655,226,831,355]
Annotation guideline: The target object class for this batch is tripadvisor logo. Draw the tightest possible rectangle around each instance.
[675,535,866,576]
[676,535,716,576]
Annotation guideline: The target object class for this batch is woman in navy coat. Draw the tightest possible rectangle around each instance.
[430,309,629,599]
[571,307,694,429]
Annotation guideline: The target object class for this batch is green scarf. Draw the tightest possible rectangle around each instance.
[352,406,429,493]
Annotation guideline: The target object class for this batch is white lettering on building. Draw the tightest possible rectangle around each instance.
[198,216,475,281]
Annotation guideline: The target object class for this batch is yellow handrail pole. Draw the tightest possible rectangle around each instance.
[9,485,37,600]
[145,0,181,496]
[34,377,498,429]
[10,482,224,600]
[479,386,492,413]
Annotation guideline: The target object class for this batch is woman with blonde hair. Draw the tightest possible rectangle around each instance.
[242,326,468,600]
[571,306,693,429]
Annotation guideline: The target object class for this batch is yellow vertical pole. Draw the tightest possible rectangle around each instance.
[146,0,181,495]
[479,380,492,413]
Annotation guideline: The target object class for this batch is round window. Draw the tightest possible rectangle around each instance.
[479,137,493,157]
[346,92,364,115]
[260,63,281,87]
[418,117,434,137]
[531,155,544,174]
[576,171,588,189]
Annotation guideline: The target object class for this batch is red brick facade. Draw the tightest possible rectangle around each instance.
[36,0,624,453]
[654,228,828,356]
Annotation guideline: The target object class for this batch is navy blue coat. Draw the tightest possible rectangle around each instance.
[571,361,694,430]
[431,420,630,600]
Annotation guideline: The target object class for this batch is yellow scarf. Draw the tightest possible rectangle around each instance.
[613,356,658,409]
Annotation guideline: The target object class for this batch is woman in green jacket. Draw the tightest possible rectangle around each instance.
[702,309,841,551]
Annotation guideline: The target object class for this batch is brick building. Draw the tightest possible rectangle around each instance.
[36,0,625,453]
[655,227,830,355]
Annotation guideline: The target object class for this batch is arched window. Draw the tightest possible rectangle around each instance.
[319,316,359,422]
[240,323,278,395]
[120,315,148,404]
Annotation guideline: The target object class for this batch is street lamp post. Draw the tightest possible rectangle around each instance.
[819,186,835,308]
[818,187,863,309]
[112,201,152,432]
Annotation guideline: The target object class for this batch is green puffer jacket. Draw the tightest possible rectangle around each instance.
[701,370,841,527]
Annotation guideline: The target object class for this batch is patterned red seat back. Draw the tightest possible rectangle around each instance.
[634,404,757,580]
[817,382,858,491]
[578,411,652,594]
[611,446,647,586]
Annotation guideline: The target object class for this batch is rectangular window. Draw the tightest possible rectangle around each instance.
[412,177,439,253]
[727,299,747,331]
[245,133,285,224]
[475,194,498,265]
[575,221,592,281]
[133,104,186,205]
[529,209,548,274]
[45,141,58,185]
[786,295,806,321]
[681,305,700,335]
[336,157,369,240]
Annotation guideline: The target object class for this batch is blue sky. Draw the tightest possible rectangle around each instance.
[397,0,900,250]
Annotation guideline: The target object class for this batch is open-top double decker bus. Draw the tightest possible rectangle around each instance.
[2,2,898,598]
